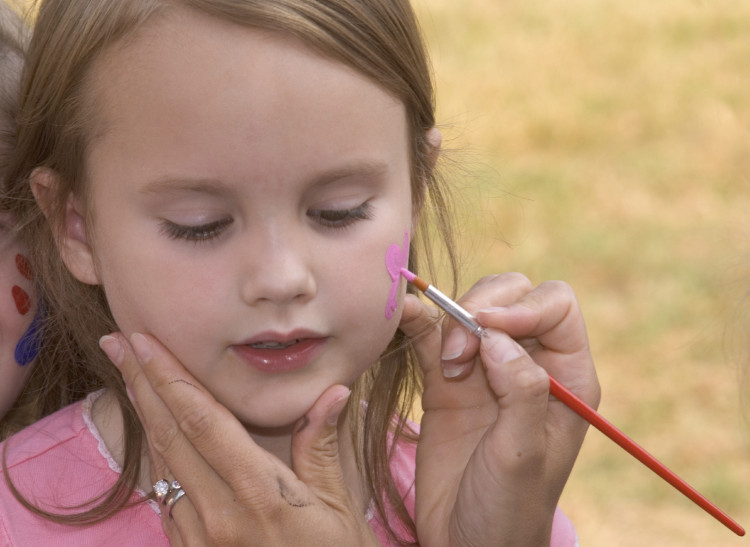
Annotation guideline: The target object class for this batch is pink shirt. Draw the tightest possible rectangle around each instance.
[0,391,577,545]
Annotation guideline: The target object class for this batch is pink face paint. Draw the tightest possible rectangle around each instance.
[385,231,409,319]
[12,285,31,315]
[15,254,32,280]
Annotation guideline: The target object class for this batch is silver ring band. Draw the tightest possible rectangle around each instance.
[165,487,186,518]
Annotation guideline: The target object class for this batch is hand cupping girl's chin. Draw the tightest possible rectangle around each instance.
[100,332,380,546]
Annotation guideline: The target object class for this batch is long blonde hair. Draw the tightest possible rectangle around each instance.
[0,1,87,440]
[3,0,458,542]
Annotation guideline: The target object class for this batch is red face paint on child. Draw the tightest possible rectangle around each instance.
[11,285,30,315]
[15,254,32,280]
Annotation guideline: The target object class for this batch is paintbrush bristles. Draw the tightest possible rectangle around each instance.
[400,268,429,291]
[411,275,429,292]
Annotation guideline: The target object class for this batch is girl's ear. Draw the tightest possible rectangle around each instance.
[425,127,442,171]
[412,127,442,230]
[30,167,101,285]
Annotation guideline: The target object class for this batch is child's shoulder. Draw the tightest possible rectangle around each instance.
[0,390,167,545]
[1,391,95,469]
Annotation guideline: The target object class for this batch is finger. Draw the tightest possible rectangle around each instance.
[102,332,276,518]
[479,329,550,474]
[290,384,352,508]
[440,273,535,379]
[398,293,441,345]
[101,335,209,545]
[475,280,587,354]
[159,488,199,547]
[146,437,204,544]
[125,333,287,498]
[475,281,599,404]
[398,293,442,373]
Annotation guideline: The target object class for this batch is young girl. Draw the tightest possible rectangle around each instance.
[1,0,599,545]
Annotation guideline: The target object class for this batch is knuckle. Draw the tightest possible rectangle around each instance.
[539,279,576,301]
[499,271,534,291]
[477,272,533,292]
[202,518,235,545]
[177,405,214,443]
[148,418,182,455]
[513,364,550,397]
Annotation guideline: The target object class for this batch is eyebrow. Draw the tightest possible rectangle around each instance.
[140,160,390,197]
[139,177,234,197]
[309,160,389,188]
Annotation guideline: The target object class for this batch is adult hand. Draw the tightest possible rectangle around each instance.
[99,333,379,547]
[400,273,600,547]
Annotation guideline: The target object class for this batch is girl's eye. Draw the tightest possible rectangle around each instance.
[160,217,233,242]
[308,202,373,228]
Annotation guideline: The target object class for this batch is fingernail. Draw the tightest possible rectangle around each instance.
[327,389,351,426]
[441,328,468,361]
[442,362,466,378]
[99,335,124,367]
[125,385,136,406]
[478,306,507,315]
[130,333,152,364]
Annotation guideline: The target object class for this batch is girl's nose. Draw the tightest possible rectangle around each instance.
[239,232,316,306]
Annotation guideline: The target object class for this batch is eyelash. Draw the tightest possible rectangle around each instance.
[308,202,373,229]
[160,202,372,243]
[160,218,234,242]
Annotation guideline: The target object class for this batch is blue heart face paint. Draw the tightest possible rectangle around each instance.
[14,301,44,366]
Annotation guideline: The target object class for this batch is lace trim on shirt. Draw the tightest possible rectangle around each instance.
[81,389,161,515]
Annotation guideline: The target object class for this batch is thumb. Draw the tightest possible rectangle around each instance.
[291,384,352,507]
[479,329,549,460]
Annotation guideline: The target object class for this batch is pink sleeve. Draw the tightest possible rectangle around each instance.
[551,506,579,546]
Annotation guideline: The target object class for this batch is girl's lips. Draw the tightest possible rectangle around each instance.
[232,337,327,373]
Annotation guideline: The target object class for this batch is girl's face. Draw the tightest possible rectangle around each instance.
[71,10,416,429]
[0,213,37,419]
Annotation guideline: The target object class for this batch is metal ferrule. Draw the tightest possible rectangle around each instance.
[423,285,486,338]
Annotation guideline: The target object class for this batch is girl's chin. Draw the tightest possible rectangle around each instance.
[239,414,306,433]
[231,402,314,433]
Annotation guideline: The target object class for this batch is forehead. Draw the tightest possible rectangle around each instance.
[80,7,412,198]
[84,7,408,153]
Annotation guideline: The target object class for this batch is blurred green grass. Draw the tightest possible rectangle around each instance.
[416,0,750,544]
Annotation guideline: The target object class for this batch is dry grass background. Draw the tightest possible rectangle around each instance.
[415,0,750,545]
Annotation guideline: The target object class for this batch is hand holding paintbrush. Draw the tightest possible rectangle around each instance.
[401,268,744,537]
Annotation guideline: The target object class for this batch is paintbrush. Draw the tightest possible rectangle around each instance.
[400,268,745,537]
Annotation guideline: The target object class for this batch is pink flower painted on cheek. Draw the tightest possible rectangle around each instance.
[385,231,409,319]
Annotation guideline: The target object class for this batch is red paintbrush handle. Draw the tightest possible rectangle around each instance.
[548,376,745,536]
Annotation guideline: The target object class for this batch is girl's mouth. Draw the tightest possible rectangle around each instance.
[249,339,300,350]
[233,337,327,373]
